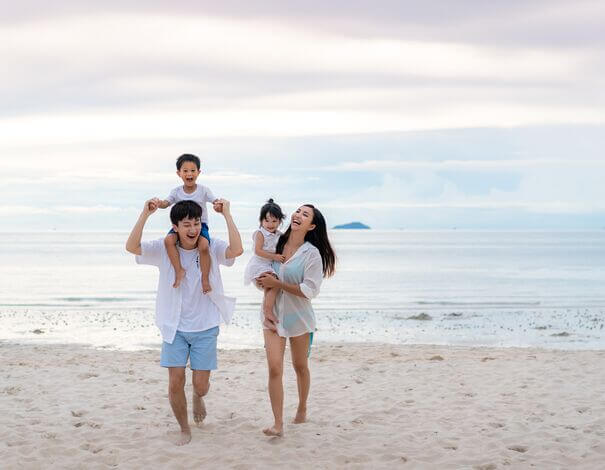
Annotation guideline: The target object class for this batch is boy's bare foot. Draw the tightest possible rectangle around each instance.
[202,278,212,294]
[173,268,186,288]
[169,428,192,446]
[262,425,283,437]
[293,408,307,424]
[192,392,207,426]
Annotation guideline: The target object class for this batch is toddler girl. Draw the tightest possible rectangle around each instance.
[244,199,285,325]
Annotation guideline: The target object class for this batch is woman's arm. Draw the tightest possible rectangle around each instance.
[257,274,306,298]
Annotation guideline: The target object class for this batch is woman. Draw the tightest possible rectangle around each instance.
[256,204,336,436]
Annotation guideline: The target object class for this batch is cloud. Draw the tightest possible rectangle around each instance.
[0,204,137,215]
[322,158,605,172]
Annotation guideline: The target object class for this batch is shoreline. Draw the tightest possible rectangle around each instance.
[2,305,604,352]
[2,337,605,354]
[2,341,604,469]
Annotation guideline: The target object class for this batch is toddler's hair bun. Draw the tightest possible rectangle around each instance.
[267,198,274,204]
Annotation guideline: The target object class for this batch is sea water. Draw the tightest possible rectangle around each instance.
[1,231,604,350]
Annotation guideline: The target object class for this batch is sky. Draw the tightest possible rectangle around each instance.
[1,0,604,231]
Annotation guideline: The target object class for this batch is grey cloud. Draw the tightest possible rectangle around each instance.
[3,0,604,47]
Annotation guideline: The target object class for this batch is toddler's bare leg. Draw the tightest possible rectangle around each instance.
[198,237,211,294]
[165,233,185,288]
[263,287,278,319]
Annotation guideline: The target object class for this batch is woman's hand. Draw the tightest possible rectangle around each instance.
[257,272,280,289]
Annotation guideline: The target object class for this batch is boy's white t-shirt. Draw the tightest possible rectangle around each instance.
[166,185,216,224]
[135,237,235,343]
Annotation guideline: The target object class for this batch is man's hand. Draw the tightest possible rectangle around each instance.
[213,198,230,216]
[145,198,159,215]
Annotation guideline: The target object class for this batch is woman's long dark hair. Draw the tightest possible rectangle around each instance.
[276,204,336,278]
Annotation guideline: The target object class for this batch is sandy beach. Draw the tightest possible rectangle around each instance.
[2,342,604,469]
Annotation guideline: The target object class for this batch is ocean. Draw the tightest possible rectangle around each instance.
[1,230,604,350]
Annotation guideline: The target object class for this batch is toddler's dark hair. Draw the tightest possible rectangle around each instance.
[171,200,202,225]
[176,154,201,170]
[259,199,285,225]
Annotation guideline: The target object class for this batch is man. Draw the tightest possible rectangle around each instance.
[126,198,243,445]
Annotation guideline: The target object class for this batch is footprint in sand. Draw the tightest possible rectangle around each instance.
[78,372,99,379]
[71,410,87,417]
[1,386,22,395]
[508,445,528,453]
[474,464,497,470]
[80,442,103,454]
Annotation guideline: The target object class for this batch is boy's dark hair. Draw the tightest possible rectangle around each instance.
[176,154,201,170]
[259,198,285,225]
[170,200,203,225]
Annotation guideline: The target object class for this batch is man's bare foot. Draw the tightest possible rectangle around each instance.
[293,409,306,424]
[169,429,192,446]
[173,268,186,288]
[262,425,283,437]
[202,277,212,294]
[192,392,207,426]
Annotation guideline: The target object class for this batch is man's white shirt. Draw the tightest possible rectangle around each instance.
[136,238,235,343]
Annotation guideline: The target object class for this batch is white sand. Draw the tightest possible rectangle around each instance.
[1,342,604,469]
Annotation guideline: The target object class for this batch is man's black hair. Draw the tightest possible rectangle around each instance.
[170,200,203,225]
[176,153,201,170]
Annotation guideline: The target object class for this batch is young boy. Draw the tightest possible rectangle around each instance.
[126,198,243,445]
[153,154,218,293]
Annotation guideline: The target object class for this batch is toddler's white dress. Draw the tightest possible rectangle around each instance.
[244,227,281,285]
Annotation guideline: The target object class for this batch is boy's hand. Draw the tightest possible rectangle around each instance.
[273,254,286,263]
[144,198,159,215]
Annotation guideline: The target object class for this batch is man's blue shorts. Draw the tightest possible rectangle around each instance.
[160,327,219,370]
[168,223,210,243]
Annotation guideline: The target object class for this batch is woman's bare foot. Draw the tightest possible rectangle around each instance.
[169,428,192,446]
[173,268,186,288]
[262,424,283,437]
[192,392,207,426]
[293,408,306,424]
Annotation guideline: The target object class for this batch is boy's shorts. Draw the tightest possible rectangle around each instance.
[168,222,210,243]
[160,327,219,370]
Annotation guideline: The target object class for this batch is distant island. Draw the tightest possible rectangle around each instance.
[333,221,371,229]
